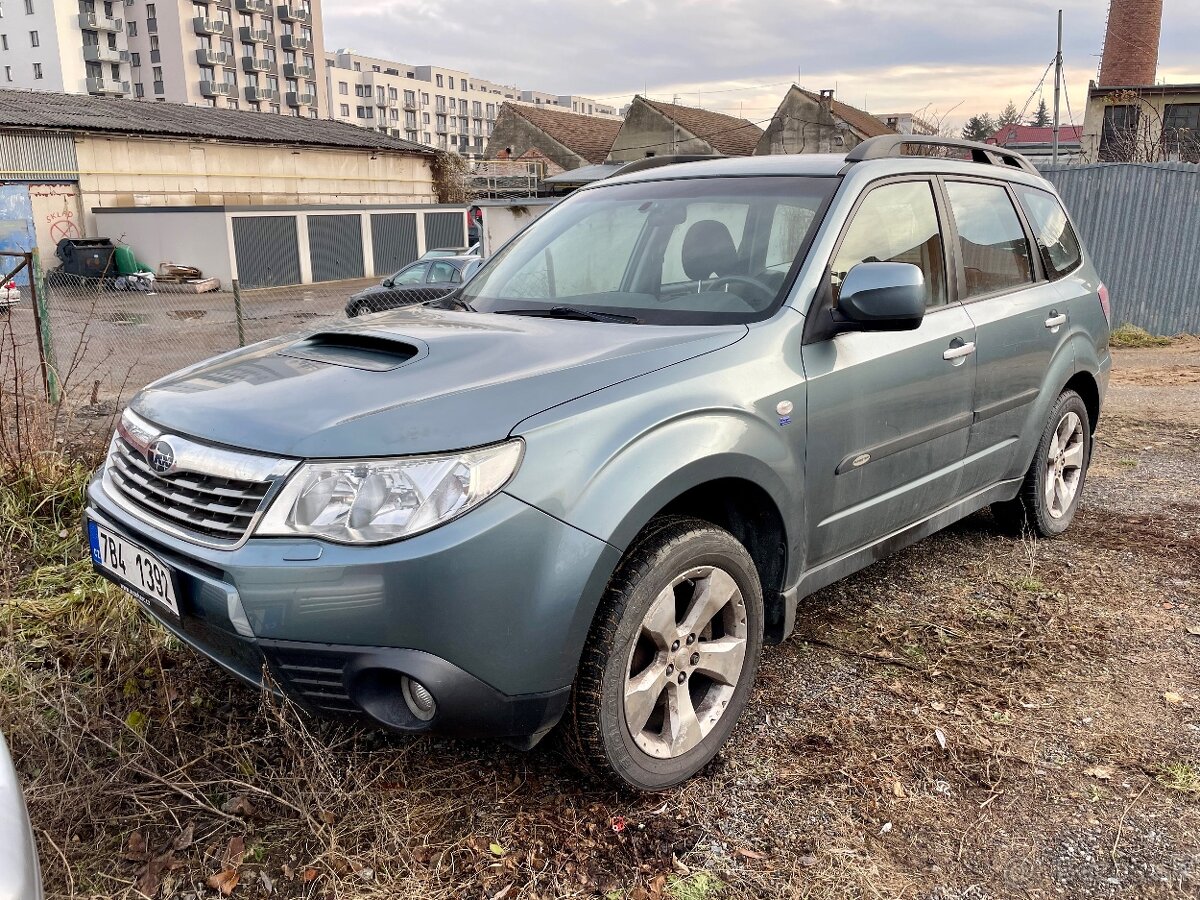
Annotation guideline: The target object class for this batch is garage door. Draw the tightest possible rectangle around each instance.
[423,211,466,251]
[308,215,365,283]
[370,213,419,277]
[231,216,301,288]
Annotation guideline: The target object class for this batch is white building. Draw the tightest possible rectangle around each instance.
[0,0,325,118]
[326,49,620,156]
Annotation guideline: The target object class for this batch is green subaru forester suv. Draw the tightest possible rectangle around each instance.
[86,136,1110,789]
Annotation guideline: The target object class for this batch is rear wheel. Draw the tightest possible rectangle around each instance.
[992,390,1091,537]
[561,518,764,791]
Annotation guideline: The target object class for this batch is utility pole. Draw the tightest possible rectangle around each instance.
[1052,8,1063,165]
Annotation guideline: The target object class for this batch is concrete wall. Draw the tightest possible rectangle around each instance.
[479,202,556,255]
[607,99,716,162]
[486,110,587,172]
[91,208,233,283]
[73,133,436,233]
[756,88,865,155]
[29,183,84,263]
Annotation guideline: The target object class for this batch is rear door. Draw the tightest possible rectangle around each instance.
[943,178,1074,494]
[802,177,977,567]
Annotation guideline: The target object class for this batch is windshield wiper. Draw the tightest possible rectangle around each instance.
[495,305,640,324]
[425,292,474,312]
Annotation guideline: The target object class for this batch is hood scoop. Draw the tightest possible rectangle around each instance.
[279,331,427,372]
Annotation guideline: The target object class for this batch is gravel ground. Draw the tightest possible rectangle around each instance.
[3,342,1198,900]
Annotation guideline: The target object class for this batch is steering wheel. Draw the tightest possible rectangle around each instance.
[706,274,776,304]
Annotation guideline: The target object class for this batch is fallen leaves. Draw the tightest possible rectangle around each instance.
[1085,766,1113,781]
[1163,691,1184,705]
[123,825,194,898]
[221,796,256,818]
[206,868,240,896]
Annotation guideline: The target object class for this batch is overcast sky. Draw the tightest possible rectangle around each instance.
[324,0,1200,130]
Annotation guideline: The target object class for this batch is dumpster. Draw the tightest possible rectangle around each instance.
[55,238,117,279]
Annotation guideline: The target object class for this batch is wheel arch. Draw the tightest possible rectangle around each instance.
[1063,370,1100,434]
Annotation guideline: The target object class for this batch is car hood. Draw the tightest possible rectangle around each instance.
[131,306,746,458]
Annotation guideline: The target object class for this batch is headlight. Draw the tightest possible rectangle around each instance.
[256,440,523,544]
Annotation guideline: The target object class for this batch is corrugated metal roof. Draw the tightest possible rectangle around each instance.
[0,88,432,154]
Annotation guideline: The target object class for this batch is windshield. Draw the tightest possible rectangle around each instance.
[462,176,836,324]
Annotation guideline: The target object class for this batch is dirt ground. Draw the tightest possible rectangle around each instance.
[2,340,1198,900]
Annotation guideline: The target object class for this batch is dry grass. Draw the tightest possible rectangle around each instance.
[2,347,1199,899]
[1109,324,1176,349]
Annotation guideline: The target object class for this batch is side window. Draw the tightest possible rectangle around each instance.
[392,263,428,285]
[427,261,457,283]
[945,181,1035,299]
[831,180,946,307]
[1016,187,1082,280]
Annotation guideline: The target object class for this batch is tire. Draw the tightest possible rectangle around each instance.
[992,390,1092,537]
[560,517,764,791]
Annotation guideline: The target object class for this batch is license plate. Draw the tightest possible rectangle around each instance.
[88,520,179,616]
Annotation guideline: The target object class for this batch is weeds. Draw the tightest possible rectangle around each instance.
[1157,762,1200,795]
[1109,323,1174,349]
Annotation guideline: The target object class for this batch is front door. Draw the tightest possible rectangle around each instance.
[802,178,977,568]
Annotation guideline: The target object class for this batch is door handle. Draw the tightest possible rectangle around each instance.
[1045,313,1068,329]
[943,341,977,361]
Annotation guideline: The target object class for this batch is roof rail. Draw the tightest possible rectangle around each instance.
[843,135,1040,175]
[608,154,724,178]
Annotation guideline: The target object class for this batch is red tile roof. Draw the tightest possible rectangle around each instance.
[792,88,894,139]
[988,124,1084,146]
[503,102,622,165]
[641,98,764,156]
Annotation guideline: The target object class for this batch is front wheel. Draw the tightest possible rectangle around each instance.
[992,390,1092,537]
[561,517,764,791]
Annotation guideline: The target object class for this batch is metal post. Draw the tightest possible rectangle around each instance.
[29,249,60,404]
[1052,9,1063,166]
[231,278,246,347]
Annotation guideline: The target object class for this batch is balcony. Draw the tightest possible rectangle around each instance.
[78,12,123,32]
[282,62,313,79]
[277,4,312,24]
[280,34,311,51]
[286,91,315,107]
[241,56,272,73]
[83,45,129,64]
[86,78,130,96]
[200,80,233,97]
[196,48,230,66]
[236,0,272,12]
[239,26,271,43]
[403,100,417,111]
[245,86,280,103]
[193,17,229,36]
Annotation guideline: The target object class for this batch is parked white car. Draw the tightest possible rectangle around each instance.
[0,731,43,900]
[0,280,20,307]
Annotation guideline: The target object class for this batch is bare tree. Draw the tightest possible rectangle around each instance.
[1099,91,1200,163]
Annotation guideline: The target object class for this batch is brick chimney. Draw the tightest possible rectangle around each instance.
[1098,0,1164,87]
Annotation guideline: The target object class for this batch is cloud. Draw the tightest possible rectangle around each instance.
[322,0,1200,128]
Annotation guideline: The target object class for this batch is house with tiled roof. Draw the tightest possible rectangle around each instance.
[987,124,1084,164]
[485,102,622,173]
[756,86,893,156]
[607,96,764,162]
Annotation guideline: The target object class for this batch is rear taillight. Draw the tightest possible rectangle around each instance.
[3,282,13,290]
[1098,283,1111,324]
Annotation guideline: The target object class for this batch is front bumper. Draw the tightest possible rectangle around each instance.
[86,476,619,740]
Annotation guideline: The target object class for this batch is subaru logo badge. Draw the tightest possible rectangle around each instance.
[148,439,176,475]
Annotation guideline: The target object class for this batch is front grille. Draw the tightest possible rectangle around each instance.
[262,645,360,715]
[107,436,273,543]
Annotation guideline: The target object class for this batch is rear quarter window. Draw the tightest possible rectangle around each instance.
[1016,186,1083,280]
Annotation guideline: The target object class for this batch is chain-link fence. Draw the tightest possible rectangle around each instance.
[1,245,462,414]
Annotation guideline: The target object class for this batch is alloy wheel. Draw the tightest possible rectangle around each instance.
[1044,411,1085,519]
[623,565,748,759]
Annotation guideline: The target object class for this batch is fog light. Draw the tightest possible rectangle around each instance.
[401,676,436,721]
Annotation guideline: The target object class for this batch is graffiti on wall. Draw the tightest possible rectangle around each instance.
[30,184,84,268]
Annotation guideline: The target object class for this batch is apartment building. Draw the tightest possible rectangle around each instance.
[0,0,324,118]
[519,89,618,119]
[326,49,620,155]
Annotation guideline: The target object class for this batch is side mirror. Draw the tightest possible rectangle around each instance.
[381,278,394,287]
[833,262,926,332]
